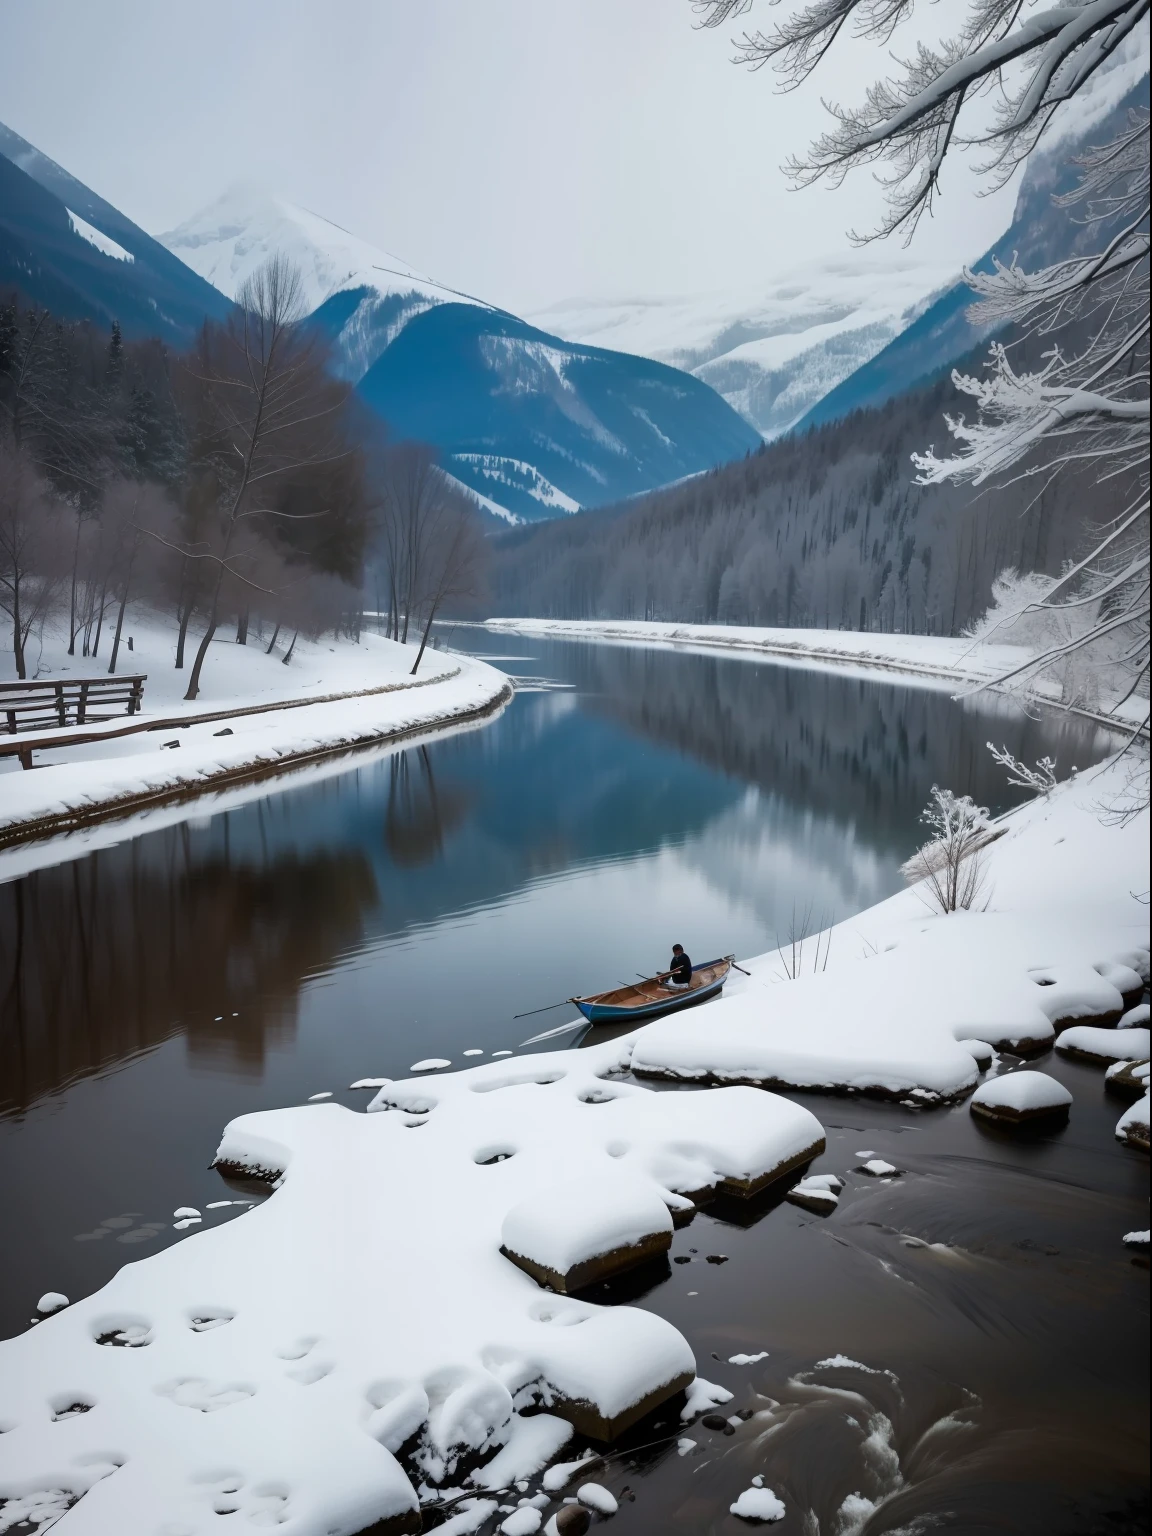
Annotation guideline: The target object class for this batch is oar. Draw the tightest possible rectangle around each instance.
[512,997,577,1021]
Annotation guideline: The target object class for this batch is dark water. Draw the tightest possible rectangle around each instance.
[0,631,1144,1532]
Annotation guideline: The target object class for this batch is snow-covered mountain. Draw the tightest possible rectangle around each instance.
[160,186,488,384]
[795,53,1150,435]
[160,188,761,523]
[527,253,959,440]
[0,119,232,344]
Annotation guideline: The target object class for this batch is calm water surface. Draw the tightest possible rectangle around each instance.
[0,632,1145,1532]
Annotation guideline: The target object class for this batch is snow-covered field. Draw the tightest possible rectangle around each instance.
[0,612,511,844]
[483,618,1148,730]
[0,754,1145,1532]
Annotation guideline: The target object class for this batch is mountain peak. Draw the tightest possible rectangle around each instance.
[159,186,481,318]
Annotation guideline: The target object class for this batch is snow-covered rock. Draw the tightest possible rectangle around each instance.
[785,1175,842,1213]
[1105,1059,1151,1098]
[859,1159,899,1177]
[730,1485,786,1522]
[501,1175,674,1293]
[1118,1003,1150,1029]
[576,1482,618,1515]
[970,1071,1073,1124]
[1056,1026,1151,1065]
[35,1293,69,1315]
[1116,1092,1150,1151]
[0,1045,823,1530]
[680,1377,734,1421]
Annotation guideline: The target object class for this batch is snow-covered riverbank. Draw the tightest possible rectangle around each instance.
[0,614,511,848]
[483,618,1147,732]
[0,754,1145,1533]
[633,755,1148,1100]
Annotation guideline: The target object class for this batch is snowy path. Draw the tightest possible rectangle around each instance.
[483,618,1147,733]
[0,615,511,849]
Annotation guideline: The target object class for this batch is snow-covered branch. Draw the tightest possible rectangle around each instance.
[694,0,1148,239]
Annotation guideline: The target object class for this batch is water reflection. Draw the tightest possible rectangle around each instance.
[0,830,376,1111]
[0,636,1115,1119]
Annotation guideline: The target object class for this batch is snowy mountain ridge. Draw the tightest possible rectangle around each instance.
[158,186,760,523]
[527,253,959,440]
[161,184,483,318]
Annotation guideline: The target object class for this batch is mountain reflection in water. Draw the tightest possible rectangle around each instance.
[0,633,1114,1118]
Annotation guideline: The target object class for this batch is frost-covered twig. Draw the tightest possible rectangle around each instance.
[987,742,1058,794]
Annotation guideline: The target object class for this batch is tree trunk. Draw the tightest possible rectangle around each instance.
[175,597,193,668]
[12,577,25,680]
[68,512,82,657]
[265,620,281,655]
[410,601,439,675]
[184,618,218,700]
[91,579,109,658]
[281,629,298,665]
[236,608,249,645]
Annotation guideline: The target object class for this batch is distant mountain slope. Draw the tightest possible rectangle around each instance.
[527,253,958,440]
[356,303,762,522]
[795,59,1150,433]
[0,120,232,343]
[162,188,761,523]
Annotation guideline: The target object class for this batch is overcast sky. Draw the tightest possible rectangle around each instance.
[1,0,1025,313]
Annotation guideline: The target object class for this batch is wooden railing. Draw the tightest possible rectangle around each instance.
[1,675,147,769]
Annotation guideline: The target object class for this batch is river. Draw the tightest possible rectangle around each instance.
[0,630,1145,1533]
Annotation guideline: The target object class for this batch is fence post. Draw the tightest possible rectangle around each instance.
[55,682,66,727]
[78,682,90,725]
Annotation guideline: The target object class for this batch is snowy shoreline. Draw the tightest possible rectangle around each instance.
[482,618,1146,736]
[0,617,512,851]
[1,756,1145,1533]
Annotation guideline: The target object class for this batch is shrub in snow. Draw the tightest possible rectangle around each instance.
[970,1071,1072,1125]
[901,786,991,913]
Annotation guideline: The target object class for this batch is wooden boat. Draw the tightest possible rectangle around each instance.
[573,956,734,1025]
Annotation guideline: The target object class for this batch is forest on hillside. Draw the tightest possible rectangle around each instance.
[486,333,1122,639]
[0,260,485,694]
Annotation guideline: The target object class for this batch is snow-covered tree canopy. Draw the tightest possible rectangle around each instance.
[694,0,1148,242]
[696,0,1149,734]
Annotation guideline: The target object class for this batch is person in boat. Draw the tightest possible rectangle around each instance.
[661,944,693,990]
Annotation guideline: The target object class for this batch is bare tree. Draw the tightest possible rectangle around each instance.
[695,0,1149,734]
[695,0,1146,242]
[408,499,487,673]
[0,443,65,678]
[374,443,459,644]
[169,255,346,701]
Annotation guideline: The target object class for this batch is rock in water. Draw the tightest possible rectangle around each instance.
[970,1071,1072,1125]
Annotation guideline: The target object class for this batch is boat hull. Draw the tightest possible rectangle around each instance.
[574,970,729,1025]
